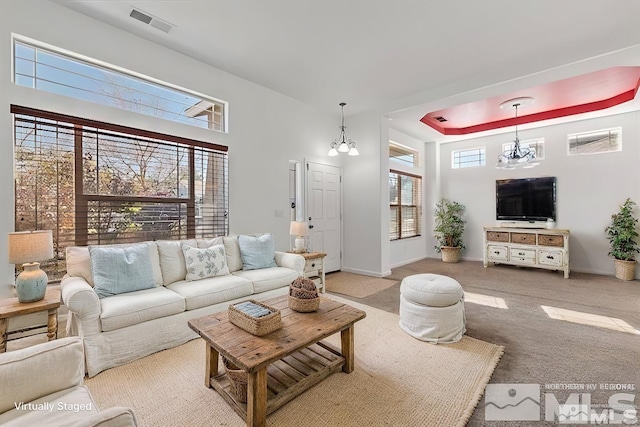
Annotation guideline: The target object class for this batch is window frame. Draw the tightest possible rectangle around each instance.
[12,35,228,132]
[567,127,622,156]
[12,104,229,281]
[389,141,419,167]
[502,138,545,160]
[389,169,422,241]
[451,147,486,169]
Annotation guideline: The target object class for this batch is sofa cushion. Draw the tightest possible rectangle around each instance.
[182,243,230,281]
[197,237,224,249]
[238,234,277,270]
[89,244,156,299]
[100,287,185,332]
[233,267,299,294]
[0,386,98,427]
[156,239,197,286]
[223,236,242,272]
[167,275,253,311]
[66,242,162,287]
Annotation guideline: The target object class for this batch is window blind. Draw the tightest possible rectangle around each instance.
[389,170,422,240]
[12,105,228,281]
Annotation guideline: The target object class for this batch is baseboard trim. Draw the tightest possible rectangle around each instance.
[390,255,429,269]
[340,267,390,278]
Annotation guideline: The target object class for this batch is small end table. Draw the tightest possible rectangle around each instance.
[0,286,61,352]
[288,251,326,293]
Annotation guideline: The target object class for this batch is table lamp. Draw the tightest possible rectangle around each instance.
[9,230,54,303]
[289,221,308,253]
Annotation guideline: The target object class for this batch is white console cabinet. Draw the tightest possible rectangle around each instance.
[483,226,570,278]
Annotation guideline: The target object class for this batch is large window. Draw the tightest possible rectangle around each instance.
[389,170,422,240]
[13,106,228,281]
[13,37,227,132]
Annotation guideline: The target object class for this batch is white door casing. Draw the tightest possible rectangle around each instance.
[306,162,341,272]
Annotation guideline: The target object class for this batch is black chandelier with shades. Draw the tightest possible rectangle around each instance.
[496,97,539,169]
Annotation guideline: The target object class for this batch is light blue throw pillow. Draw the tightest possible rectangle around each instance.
[238,234,277,271]
[89,243,156,299]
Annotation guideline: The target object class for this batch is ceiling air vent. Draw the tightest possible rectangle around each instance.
[129,8,174,33]
[434,116,447,122]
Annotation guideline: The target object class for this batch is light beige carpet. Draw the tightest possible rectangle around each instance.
[325,271,398,298]
[85,296,503,427]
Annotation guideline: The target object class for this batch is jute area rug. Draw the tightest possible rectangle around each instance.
[325,271,397,298]
[85,296,503,427]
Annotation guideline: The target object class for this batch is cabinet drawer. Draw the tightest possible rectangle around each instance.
[487,245,509,261]
[304,259,321,273]
[539,235,564,247]
[511,233,536,245]
[509,248,536,264]
[487,231,509,242]
[539,250,563,266]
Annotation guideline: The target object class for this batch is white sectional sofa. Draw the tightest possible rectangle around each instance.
[61,235,304,377]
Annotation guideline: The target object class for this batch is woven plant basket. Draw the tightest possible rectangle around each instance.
[441,246,461,263]
[288,295,320,312]
[614,259,636,281]
[222,357,247,403]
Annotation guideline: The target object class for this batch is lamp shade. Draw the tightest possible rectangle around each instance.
[289,221,309,237]
[8,230,54,264]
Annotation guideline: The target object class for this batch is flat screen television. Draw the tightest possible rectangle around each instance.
[496,177,556,222]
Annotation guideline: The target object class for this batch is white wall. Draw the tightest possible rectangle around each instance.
[342,111,386,276]
[438,111,640,276]
[0,0,339,297]
[388,128,429,268]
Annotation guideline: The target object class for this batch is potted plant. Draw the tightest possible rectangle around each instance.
[434,198,466,263]
[605,198,640,280]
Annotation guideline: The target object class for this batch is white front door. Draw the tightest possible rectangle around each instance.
[306,162,341,272]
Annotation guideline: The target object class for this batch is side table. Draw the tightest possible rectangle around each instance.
[0,285,61,352]
[289,252,326,293]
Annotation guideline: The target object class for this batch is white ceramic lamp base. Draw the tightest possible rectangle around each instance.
[294,236,306,253]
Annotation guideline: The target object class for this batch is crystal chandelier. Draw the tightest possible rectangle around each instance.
[496,97,538,169]
[328,102,359,156]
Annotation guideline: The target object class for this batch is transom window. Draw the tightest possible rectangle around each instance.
[568,127,621,156]
[13,36,227,132]
[389,141,419,167]
[389,170,422,240]
[452,147,486,169]
[13,105,229,281]
[502,138,545,160]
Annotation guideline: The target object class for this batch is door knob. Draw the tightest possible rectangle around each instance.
[309,225,314,229]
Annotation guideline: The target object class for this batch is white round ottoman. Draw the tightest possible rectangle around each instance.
[399,273,466,343]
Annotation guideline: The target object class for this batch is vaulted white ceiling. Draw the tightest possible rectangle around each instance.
[51,0,640,140]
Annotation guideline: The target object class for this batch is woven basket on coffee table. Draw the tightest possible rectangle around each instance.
[288,294,320,312]
[288,277,320,312]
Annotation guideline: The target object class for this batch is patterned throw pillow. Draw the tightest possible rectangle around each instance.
[181,243,230,281]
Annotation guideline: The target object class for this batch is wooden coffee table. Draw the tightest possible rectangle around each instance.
[188,295,366,427]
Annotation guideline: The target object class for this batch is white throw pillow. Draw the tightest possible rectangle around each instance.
[181,243,230,281]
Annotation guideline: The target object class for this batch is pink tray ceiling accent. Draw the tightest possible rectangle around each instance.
[420,67,640,135]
